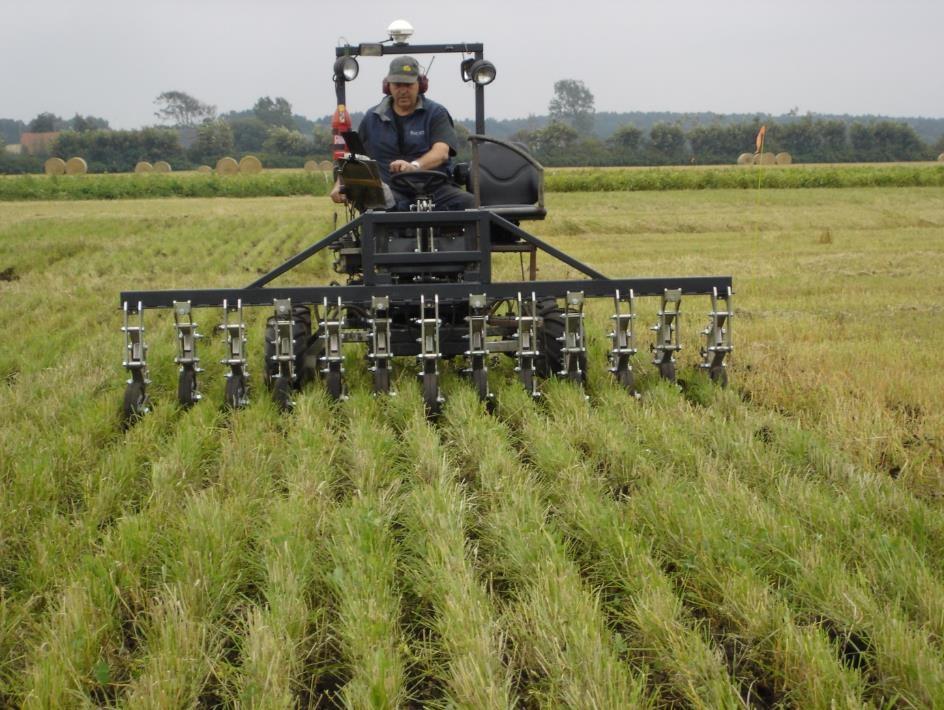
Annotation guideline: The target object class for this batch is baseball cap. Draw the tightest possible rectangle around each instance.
[387,56,420,84]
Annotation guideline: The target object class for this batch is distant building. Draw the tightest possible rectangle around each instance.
[4,144,22,155]
[20,132,60,155]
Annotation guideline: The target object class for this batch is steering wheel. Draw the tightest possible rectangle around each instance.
[390,170,450,197]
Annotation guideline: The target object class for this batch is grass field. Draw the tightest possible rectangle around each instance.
[1,185,943,706]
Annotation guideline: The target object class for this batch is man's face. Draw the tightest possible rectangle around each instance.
[390,81,420,113]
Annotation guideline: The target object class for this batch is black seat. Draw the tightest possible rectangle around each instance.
[469,135,546,221]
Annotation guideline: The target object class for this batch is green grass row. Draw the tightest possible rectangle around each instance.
[2,163,942,201]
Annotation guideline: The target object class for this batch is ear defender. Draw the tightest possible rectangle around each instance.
[382,76,429,95]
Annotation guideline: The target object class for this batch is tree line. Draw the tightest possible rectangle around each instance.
[2,82,943,174]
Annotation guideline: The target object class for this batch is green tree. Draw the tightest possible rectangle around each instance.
[190,120,234,163]
[69,114,110,132]
[154,91,216,127]
[254,96,295,128]
[263,127,311,156]
[548,79,595,134]
[28,112,61,132]
[230,117,269,153]
[606,124,643,164]
[647,123,688,164]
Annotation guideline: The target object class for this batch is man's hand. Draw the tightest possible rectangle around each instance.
[330,181,348,204]
[390,159,420,174]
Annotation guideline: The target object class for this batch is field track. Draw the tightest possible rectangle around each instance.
[1,186,942,706]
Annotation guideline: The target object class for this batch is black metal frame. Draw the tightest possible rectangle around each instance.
[334,41,488,136]
[120,209,732,311]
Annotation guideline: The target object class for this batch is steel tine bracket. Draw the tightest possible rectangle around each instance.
[173,300,203,406]
[220,299,249,408]
[369,295,395,395]
[650,288,682,382]
[700,286,733,386]
[609,289,638,394]
[121,300,150,416]
[559,290,587,385]
[272,299,296,384]
[320,296,347,401]
[515,291,540,398]
[464,293,492,402]
[416,294,444,410]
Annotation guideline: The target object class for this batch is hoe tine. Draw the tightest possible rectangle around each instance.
[515,291,540,398]
[220,299,249,409]
[465,293,491,402]
[369,295,394,396]
[416,294,444,414]
[173,300,202,408]
[700,286,733,387]
[651,288,682,383]
[559,290,587,386]
[320,296,346,401]
[609,289,638,394]
[270,298,296,411]
[121,300,150,422]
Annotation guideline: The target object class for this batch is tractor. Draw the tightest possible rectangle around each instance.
[120,21,732,419]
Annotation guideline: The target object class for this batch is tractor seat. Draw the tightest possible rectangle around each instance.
[469,135,546,221]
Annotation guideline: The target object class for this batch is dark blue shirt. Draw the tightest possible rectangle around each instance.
[358,96,459,184]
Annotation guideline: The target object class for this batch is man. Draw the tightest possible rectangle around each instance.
[331,56,474,211]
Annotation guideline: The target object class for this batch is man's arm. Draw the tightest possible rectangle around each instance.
[390,141,450,173]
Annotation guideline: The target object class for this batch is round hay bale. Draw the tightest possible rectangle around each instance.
[938,153,944,162]
[318,159,334,172]
[304,160,318,172]
[775,152,792,165]
[197,165,213,174]
[134,161,153,174]
[755,152,776,166]
[44,157,67,176]
[216,157,239,175]
[153,160,172,173]
[736,153,754,166]
[65,157,88,175]
[239,155,263,174]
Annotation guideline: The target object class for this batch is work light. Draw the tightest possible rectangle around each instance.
[333,56,359,82]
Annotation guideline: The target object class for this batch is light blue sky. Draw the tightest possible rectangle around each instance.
[3,0,942,128]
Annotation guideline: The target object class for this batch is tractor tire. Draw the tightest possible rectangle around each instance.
[177,367,197,408]
[122,380,148,424]
[224,372,248,409]
[535,299,587,379]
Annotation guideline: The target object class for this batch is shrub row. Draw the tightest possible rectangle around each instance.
[0,171,333,201]
[1,163,942,201]
[545,164,944,192]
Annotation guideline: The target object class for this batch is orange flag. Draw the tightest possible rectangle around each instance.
[755,125,767,154]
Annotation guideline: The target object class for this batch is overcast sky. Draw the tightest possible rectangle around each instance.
[3,0,942,129]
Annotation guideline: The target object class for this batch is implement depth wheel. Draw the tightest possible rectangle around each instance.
[122,380,148,424]
[177,367,197,408]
